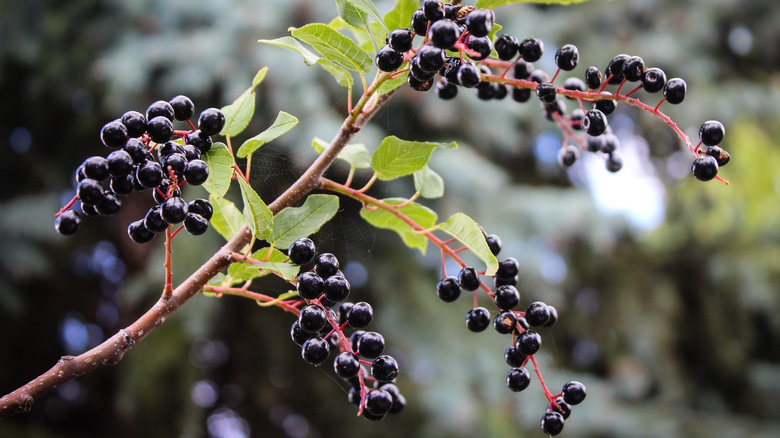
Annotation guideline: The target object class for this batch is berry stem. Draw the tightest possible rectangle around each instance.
[163,226,174,298]
[201,285,301,314]
[530,356,557,403]
[54,195,79,218]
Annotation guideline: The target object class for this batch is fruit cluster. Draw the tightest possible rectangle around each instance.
[287,238,405,421]
[375,0,730,181]
[54,96,225,242]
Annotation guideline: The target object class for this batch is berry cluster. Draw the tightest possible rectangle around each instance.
[433,228,585,435]
[375,0,730,181]
[287,238,405,421]
[54,96,225,242]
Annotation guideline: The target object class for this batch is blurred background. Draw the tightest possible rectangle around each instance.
[1,0,779,437]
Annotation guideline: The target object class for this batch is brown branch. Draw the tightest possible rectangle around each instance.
[0,87,396,419]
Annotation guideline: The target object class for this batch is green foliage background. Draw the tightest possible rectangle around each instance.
[1,0,779,437]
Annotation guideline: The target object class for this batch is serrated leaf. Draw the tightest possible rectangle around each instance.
[227,248,298,283]
[270,194,340,248]
[438,213,499,276]
[220,90,255,137]
[413,165,444,199]
[202,142,235,198]
[290,23,373,72]
[329,17,385,52]
[377,71,408,95]
[259,36,320,66]
[476,0,588,8]
[371,136,457,181]
[383,0,418,33]
[237,177,273,239]
[360,198,437,254]
[312,137,371,169]
[335,0,387,31]
[316,58,354,87]
[209,195,245,242]
[237,111,299,158]
[251,67,269,89]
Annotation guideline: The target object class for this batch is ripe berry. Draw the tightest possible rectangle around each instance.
[496,257,520,280]
[365,388,393,417]
[584,66,603,90]
[146,116,174,143]
[350,330,365,353]
[540,412,565,436]
[563,78,585,96]
[706,145,730,167]
[423,0,445,21]
[380,383,406,414]
[95,192,121,216]
[410,10,429,36]
[525,301,550,327]
[100,120,128,149]
[543,306,559,328]
[187,198,213,220]
[182,144,201,161]
[512,87,531,103]
[583,109,608,137]
[186,129,213,154]
[376,45,405,72]
[536,82,557,104]
[699,120,725,146]
[299,304,328,333]
[323,275,350,303]
[458,267,481,291]
[79,157,108,182]
[494,34,519,61]
[314,253,339,278]
[663,77,687,104]
[494,285,520,310]
[562,380,587,405]
[436,81,458,100]
[519,37,544,62]
[184,159,209,185]
[346,301,373,328]
[301,337,330,365]
[110,174,134,196]
[485,233,502,255]
[505,346,527,367]
[466,36,492,61]
[127,219,155,244]
[605,54,629,84]
[476,81,499,101]
[641,67,666,93]
[146,100,175,122]
[494,84,508,100]
[161,153,187,180]
[410,57,436,82]
[183,213,209,235]
[457,62,481,88]
[106,149,134,177]
[465,8,494,37]
[594,92,617,115]
[408,73,435,92]
[544,98,566,121]
[198,108,226,136]
[371,355,399,382]
[465,307,490,332]
[622,55,645,82]
[529,69,549,84]
[506,367,531,392]
[600,133,619,154]
[427,19,460,49]
[290,321,315,346]
[356,331,385,359]
[77,178,104,206]
[153,179,181,204]
[691,154,718,181]
[436,276,461,302]
[161,196,188,224]
[517,330,542,355]
[555,44,579,71]
[513,60,532,80]
[558,145,579,167]
[551,396,572,419]
[416,45,446,73]
[121,111,147,138]
[296,271,324,300]
[169,95,194,121]
[144,205,169,233]
[288,237,316,265]
[387,28,414,52]
[333,352,360,379]
[55,210,81,236]
[606,152,624,172]
[493,311,517,334]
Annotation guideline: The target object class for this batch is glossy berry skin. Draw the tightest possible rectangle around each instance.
[121,111,147,138]
[436,276,461,302]
[427,19,460,49]
[525,301,550,327]
[465,307,490,332]
[376,45,405,72]
[551,396,572,419]
[512,87,531,103]
[505,346,527,367]
[408,75,434,92]
[290,321,315,346]
[606,152,624,173]
[288,237,316,265]
[605,54,629,84]
[320,275,349,303]
[583,109,608,136]
[466,36,492,61]
[493,311,517,334]
[519,37,544,62]
[144,205,169,233]
[153,179,181,204]
[387,28,414,52]
[641,67,666,93]
[563,78,585,96]
[314,253,339,278]
[110,174,134,196]
[465,8,493,37]
[513,60,532,80]
[663,77,687,104]
[584,66,603,90]
[496,257,520,280]
[146,116,174,143]
[555,44,579,71]
[410,10,429,36]
[107,149,134,177]
[486,34,516,61]
[169,95,194,121]
[410,57,436,81]
[594,92,617,115]
[458,267,481,291]
[371,355,399,382]
[622,55,645,82]
[124,138,148,163]
[541,412,565,436]
[301,337,330,366]
[494,285,520,310]
[146,100,175,122]
[356,331,385,359]
[198,108,226,136]
[457,62,481,88]
[96,192,121,216]
[346,301,373,328]
[558,145,579,167]
[517,330,542,356]
[333,352,360,379]
[543,306,559,328]
[536,82,557,103]
[184,159,209,185]
[485,233,502,255]
[365,388,393,417]
[436,81,458,100]
[186,129,213,154]
[82,156,109,181]
[182,144,201,162]
[691,155,718,181]
[55,210,80,236]
[699,120,725,146]
[161,196,188,224]
[562,380,587,405]
[127,219,155,244]
[77,178,104,206]
[299,304,328,333]
[183,213,209,235]
[158,141,185,159]
[296,271,324,300]
[101,120,128,149]
[380,383,406,414]
[187,198,213,220]
[423,0,445,21]
[506,367,531,392]
[416,45,446,73]
[706,145,730,167]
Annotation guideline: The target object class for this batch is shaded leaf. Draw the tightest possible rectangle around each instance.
[209,195,245,242]
[290,23,373,72]
[228,248,297,283]
[316,58,354,87]
[237,111,299,158]
[259,36,320,66]
[270,194,340,248]
[237,177,274,239]
[371,135,457,181]
[360,198,437,254]
[312,137,371,169]
[202,142,235,198]
[439,213,499,276]
[413,165,445,199]
[336,0,387,31]
[384,0,418,33]
[220,90,255,137]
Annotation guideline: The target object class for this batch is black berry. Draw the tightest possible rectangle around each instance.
[183,213,209,235]
[562,380,587,405]
[583,109,608,136]
[485,233,502,255]
[100,120,128,149]
[594,92,617,115]
[121,111,147,138]
[584,66,603,90]
[466,36,492,61]
[699,120,725,146]
[641,67,666,93]
[706,145,730,167]
[558,145,579,167]
[505,346,527,367]
[55,210,80,236]
[95,192,121,216]
[388,28,414,52]
[551,396,571,419]
[299,304,328,333]
[109,173,134,196]
[323,275,350,303]
[333,352,360,379]
[169,95,195,121]
[458,267,481,291]
[301,337,330,365]
[606,152,624,172]
[663,77,687,104]
[457,62,481,88]
[184,159,209,185]
[525,301,550,327]
[436,80,458,100]
[622,55,645,82]
[127,219,155,244]
[186,129,213,154]
[465,307,490,332]
[536,82,557,103]
[494,285,520,310]
[605,54,629,84]
[365,388,393,417]
[123,138,148,164]
[465,8,494,37]
[519,37,544,62]
[506,367,531,392]
[198,108,226,136]
[371,355,399,382]
[146,116,174,143]
[517,330,542,355]
[436,276,461,302]
[106,149,134,177]
[376,45,405,72]
[187,198,213,220]
[160,196,187,224]
[346,301,373,328]
[541,412,565,436]
[144,205,169,233]
[77,178,104,206]
[288,237,316,265]
[146,100,175,122]
[554,44,579,71]
[691,154,718,181]
[494,34,519,61]
[427,19,460,49]
[493,311,517,334]
[496,257,520,280]
[314,253,339,278]
[410,10,429,36]
[296,271,324,300]
[356,331,385,359]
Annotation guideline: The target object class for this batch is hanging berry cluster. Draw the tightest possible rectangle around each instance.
[54,96,225,241]
[375,0,731,182]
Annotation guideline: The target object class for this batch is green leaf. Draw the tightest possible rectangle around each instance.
[220,90,255,137]
[290,23,373,72]
[208,272,227,286]
[476,0,588,8]
[371,136,457,181]
[312,138,372,169]
[438,213,499,276]
[335,0,387,31]
[237,177,274,239]
[251,67,269,89]
[259,36,320,66]
[202,142,235,198]
[384,0,418,33]
[360,198,437,254]
[209,195,245,242]
[270,194,340,249]
[236,111,299,158]
[227,248,298,283]
[316,59,354,87]
[413,165,444,199]
[329,17,385,53]
[377,71,408,95]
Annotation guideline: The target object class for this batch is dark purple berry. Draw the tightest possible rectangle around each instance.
[606,152,624,172]
[465,307,490,332]
[529,69,549,84]
[517,330,542,355]
[706,145,730,167]
[95,192,121,216]
[436,80,458,100]
[333,352,360,379]
[584,66,603,90]
[146,116,174,143]
[106,149,134,177]
[128,219,155,244]
[465,8,493,37]
[160,196,187,224]
[184,159,209,185]
[436,276,461,302]
[555,44,579,71]
[466,35,492,61]
[299,304,328,333]
[288,237,316,265]
[388,28,414,52]
[410,57,436,81]
[365,388,393,417]
[356,331,385,359]
[512,87,532,103]
[198,108,226,136]
[144,205,169,233]
[314,253,339,278]
[691,154,718,181]
[376,45,405,72]
[641,67,666,93]
[187,198,213,220]
[290,321,315,346]
[583,109,608,136]
[558,145,579,167]
[536,82,557,103]
[494,285,520,310]
[416,45,446,72]
[699,120,725,146]
[663,77,686,104]
[543,306,559,328]
[594,92,617,115]
[551,396,571,419]
[605,54,629,84]
[153,179,181,204]
[496,257,519,280]
[423,0,445,21]
[458,266,481,291]
[296,271,324,300]
[493,311,517,334]
[121,111,147,138]
[100,120,128,149]
[169,95,194,121]
[346,301,373,328]
[182,144,201,161]
[505,346,527,367]
[55,210,80,236]
[485,233,502,255]
[410,10,429,36]
[380,383,406,414]
[563,77,585,96]
[183,213,209,235]
[541,412,565,436]
[301,337,330,365]
[77,178,104,206]
[494,34,519,61]
[123,138,148,164]
[146,100,175,122]
[622,55,645,82]
[371,355,399,382]
[513,60,532,80]
[601,133,619,154]
[458,62,481,88]
[427,19,460,49]
[506,367,531,392]
[562,380,587,405]
[324,275,350,303]
[186,129,213,154]
[525,301,550,327]
[519,37,544,62]
[109,173,134,196]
